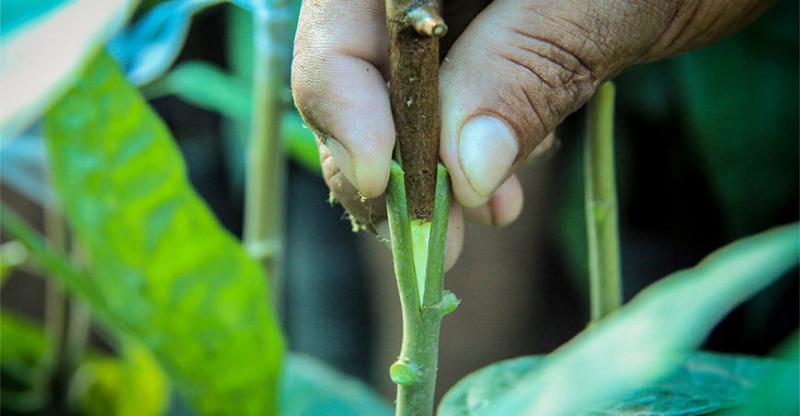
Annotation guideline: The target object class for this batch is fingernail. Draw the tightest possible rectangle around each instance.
[325,138,355,185]
[458,116,519,197]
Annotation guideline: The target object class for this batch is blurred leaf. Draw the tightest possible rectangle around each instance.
[38,51,283,415]
[673,2,799,237]
[69,344,169,416]
[439,356,544,416]
[0,311,51,412]
[144,61,251,122]
[724,333,799,416]
[440,352,780,416]
[598,352,778,415]
[0,0,136,138]
[0,0,70,38]
[440,224,798,416]
[280,354,393,416]
[108,0,225,86]
[146,61,320,173]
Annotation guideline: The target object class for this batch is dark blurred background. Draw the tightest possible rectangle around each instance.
[2,0,798,404]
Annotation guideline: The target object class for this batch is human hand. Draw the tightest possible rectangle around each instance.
[292,0,771,269]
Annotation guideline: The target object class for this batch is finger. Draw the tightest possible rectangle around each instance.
[320,140,386,232]
[292,0,393,198]
[439,0,605,208]
[443,203,464,271]
[462,175,524,227]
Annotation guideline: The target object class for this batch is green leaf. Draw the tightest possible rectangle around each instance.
[440,224,798,416]
[439,352,780,416]
[40,50,284,415]
[438,356,544,416]
[280,354,393,416]
[144,61,251,122]
[723,334,799,416]
[0,0,136,137]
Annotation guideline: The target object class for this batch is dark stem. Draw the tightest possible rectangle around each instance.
[386,0,445,220]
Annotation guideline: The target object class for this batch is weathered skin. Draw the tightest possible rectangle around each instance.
[292,0,773,268]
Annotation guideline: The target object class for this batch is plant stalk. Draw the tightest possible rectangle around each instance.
[43,207,66,371]
[65,237,91,371]
[387,164,451,416]
[243,0,292,297]
[584,82,622,322]
[385,3,450,414]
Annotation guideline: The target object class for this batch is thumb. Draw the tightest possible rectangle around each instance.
[439,0,608,208]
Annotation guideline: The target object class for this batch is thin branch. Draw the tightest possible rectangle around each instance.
[584,82,622,322]
[43,207,66,371]
[243,0,292,300]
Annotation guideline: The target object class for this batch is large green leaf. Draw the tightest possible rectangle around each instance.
[280,354,393,416]
[0,0,136,137]
[439,224,798,416]
[439,352,779,416]
[724,334,799,416]
[41,50,284,415]
[438,356,544,416]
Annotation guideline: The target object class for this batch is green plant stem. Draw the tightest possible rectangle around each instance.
[387,163,451,416]
[65,238,91,370]
[584,82,622,322]
[243,1,291,297]
[43,207,66,371]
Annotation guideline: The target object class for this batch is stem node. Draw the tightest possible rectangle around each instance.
[437,291,460,316]
[407,6,447,38]
[390,360,421,386]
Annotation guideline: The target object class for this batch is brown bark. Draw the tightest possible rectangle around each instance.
[385,0,446,220]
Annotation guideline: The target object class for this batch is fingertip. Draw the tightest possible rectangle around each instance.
[353,148,392,198]
[489,175,524,227]
[440,117,494,209]
[444,202,464,271]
